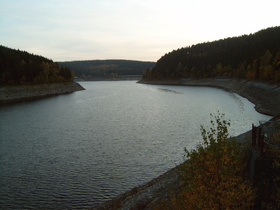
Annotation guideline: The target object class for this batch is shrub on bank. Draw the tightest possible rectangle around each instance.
[154,113,255,209]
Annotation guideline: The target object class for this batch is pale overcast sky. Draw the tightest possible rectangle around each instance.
[1,0,279,62]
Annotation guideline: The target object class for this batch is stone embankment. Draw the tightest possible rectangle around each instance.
[94,165,181,210]
[139,78,280,116]
[0,82,85,104]
[97,78,280,209]
[96,116,280,210]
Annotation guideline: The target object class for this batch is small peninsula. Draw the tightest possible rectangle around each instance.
[0,45,84,104]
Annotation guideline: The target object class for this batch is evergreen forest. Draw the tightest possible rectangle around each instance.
[0,46,74,85]
[143,26,280,82]
[58,60,155,79]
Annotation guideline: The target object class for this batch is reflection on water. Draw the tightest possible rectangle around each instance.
[0,81,271,209]
[156,87,183,94]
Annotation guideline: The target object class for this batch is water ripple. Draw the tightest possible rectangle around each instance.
[0,81,271,208]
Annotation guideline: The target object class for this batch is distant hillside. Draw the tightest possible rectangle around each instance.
[0,46,74,85]
[143,26,280,82]
[58,60,155,79]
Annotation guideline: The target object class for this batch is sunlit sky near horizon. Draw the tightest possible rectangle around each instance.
[1,0,279,62]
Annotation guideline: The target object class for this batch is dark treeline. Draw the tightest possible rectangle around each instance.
[0,46,74,85]
[143,26,280,82]
[58,60,155,79]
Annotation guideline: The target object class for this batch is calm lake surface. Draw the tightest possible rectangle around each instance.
[0,81,271,208]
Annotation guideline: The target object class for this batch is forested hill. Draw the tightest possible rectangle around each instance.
[0,46,74,85]
[58,60,155,79]
[143,26,280,82]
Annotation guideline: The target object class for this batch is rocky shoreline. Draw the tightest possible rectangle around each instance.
[1,79,279,209]
[96,116,280,210]
[96,78,280,209]
[0,82,85,104]
[139,78,280,116]
[94,164,182,210]
[95,127,255,210]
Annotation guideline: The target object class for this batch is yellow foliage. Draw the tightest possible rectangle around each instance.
[182,113,255,209]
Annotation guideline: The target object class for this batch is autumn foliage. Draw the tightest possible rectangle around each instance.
[181,113,255,209]
[143,26,280,82]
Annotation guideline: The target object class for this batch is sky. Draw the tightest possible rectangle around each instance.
[1,0,279,62]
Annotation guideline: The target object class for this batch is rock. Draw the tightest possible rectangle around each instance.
[0,82,85,104]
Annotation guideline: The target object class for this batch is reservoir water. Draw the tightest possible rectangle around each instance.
[0,81,271,208]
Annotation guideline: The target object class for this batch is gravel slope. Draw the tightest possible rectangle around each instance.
[0,82,85,104]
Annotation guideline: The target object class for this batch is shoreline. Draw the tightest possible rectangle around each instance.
[1,78,279,208]
[97,78,280,209]
[75,76,142,82]
[97,116,280,209]
[138,78,280,116]
[94,164,182,210]
[0,82,85,105]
